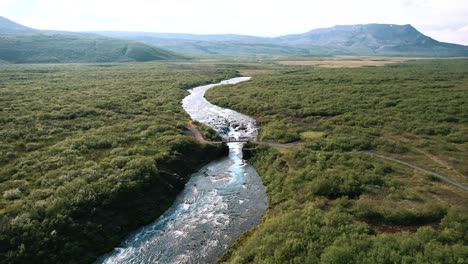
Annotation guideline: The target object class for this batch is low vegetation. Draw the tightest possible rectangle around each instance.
[207,59,468,179]
[206,59,468,263]
[0,62,236,263]
[1,57,466,263]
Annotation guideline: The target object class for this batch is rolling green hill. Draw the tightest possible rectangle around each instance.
[90,32,308,57]
[0,16,183,63]
[112,37,310,57]
[0,34,183,63]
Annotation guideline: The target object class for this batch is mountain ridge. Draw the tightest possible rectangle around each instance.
[92,23,468,57]
[1,16,467,59]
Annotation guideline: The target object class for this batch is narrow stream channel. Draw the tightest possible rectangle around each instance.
[97,77,268,263]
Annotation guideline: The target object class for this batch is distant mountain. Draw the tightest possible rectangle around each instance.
[277,24,426,46]
[94,24,467,57]
[93,31,269,43]
[90,32,302,56]
[275,24,468,56]
[1,16,467,59]
[0,16,183,63]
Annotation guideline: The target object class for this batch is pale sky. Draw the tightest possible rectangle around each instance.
[2,0,468,45]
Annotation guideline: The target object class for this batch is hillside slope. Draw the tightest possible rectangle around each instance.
[90,32,307,57]
[0,16,183,63]
[0,34,182,63]
[0,16,37,34]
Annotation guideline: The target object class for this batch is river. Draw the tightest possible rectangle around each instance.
[97,77,268,263]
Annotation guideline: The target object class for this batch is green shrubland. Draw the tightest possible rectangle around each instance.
[1,58,467,263]
[0,62,236,263]
[208,59,468,263]
[207,59,468,177]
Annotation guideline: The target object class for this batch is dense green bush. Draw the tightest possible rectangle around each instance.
[354,198,448,225]
[221,145,467,264]
[212,60,468,263]
[0,63,235,263]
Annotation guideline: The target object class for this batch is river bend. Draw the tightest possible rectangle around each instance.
[98,77,268,263]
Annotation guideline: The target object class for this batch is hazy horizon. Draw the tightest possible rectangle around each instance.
[2,0,468,45]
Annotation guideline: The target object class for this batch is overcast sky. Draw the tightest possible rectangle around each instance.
[2,0,468,44]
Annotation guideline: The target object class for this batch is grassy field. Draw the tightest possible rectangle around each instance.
[206,59,468,263]
[276,56,406,68]
[0,62,235,263]
[275,56,453,68]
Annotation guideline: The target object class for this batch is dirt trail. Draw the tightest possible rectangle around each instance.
[258,141,301,148]
[363,151,468,192]
[418,149,465,179]
[186,124,466,191]
[186,121,210,144]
